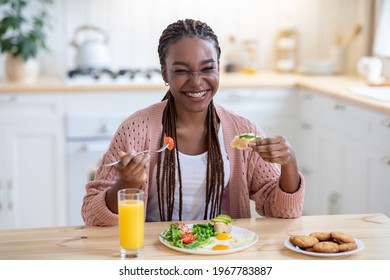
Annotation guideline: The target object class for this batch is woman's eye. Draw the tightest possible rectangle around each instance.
[201,66,215,73]
[174,69,190,75]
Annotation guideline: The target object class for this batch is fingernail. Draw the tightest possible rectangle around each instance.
[130,149,136,155]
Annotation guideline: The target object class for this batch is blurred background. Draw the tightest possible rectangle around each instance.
[1,0,389,229]
[0,0,380,80]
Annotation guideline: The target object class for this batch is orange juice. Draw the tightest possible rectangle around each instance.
[118,199,144,250]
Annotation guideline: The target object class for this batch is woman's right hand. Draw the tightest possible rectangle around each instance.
[116,150,150,188]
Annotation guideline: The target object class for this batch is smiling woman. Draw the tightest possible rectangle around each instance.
[81,19,305,226]
[161,37,220,117]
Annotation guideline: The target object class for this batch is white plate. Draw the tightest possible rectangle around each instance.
[159,225,258,255]
[284,238,364,257]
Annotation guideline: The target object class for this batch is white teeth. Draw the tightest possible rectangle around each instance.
[186,90,207,98]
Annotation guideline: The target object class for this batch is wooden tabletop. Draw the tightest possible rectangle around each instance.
[0,213,389,260]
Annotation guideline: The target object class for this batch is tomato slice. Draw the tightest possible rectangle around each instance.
[164,136,175,150]
[181,232,196,244]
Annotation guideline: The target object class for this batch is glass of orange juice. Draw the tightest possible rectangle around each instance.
[118,189,144,258]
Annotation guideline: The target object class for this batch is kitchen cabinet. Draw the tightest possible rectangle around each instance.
[317,131,368,214]
[0,94,66,229]
[366,146,390,215]
[1,83,389,228]
[297,90,390,216]
[63,90,162,226]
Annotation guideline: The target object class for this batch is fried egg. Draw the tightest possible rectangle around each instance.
[200,235,245,251]
[212,244,230,250]
[216,232,232,240]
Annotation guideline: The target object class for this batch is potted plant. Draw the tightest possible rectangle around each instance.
[0,0,54,82]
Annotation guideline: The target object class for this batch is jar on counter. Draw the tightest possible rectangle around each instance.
[223,35,240,73]
[241,40,259,74]
[274,21,299,72]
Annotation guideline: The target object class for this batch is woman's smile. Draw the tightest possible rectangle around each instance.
[183,89,210,99]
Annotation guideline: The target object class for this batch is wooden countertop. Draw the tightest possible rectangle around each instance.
[1,213,389,260]
[0,72,389,115]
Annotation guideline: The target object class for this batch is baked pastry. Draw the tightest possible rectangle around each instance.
[309,232,332,241]
[230,133,261,150]
[331,232,355,243]
[288,231,358,254]
[338,242,358,252]
[313,241,339,253]
[290,235,319,248]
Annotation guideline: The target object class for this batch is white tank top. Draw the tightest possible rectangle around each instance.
[146,126,230,222]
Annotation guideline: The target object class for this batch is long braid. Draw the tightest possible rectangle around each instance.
[204,100,225,219]
[157,19,224,221]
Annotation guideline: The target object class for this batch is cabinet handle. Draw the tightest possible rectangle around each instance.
[333,103,346,110]
[80,143,108,152]
[301,122,313,130]
[301,92,312,100]
[7,180,13,210]
[380,156,390,166]
[300,167,312,176]
[328,192,341,214]
[100,124,109,134]
[381,119,390,128]
[0,181,2,210]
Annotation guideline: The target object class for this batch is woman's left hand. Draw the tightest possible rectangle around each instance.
[248,136,296,165]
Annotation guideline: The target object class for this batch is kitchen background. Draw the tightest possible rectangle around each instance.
[0,0,376,80]
[1,0,389,229]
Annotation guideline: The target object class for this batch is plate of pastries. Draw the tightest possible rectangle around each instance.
[284,231,364,257]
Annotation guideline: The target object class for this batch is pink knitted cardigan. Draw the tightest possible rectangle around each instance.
[82,100,304,226]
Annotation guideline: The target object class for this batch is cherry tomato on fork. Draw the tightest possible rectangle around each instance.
[164,136,175,150]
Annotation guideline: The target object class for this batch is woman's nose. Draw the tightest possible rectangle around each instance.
[188,71,204,84]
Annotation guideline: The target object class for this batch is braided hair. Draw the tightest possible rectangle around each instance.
[156,19,225,221]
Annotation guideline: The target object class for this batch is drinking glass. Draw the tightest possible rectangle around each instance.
[118,189,144,258]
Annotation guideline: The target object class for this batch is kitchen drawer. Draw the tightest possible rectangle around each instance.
[0,94,64,118]
[298,90,323,120]
[66,113,127,139]
[318,96,372,141]
[215,88,298,120]
[64,91,162,113]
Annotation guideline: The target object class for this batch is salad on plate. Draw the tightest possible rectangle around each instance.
[159,214,257,254]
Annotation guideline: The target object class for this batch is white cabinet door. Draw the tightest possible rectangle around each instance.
[318,131,369,215]
[297,123,322,215]
[296,91,323,215]
[0,133,13,228]
[316,131,344,214]
[0,94,66,229]
[2,124,66,229]
[298,90,372,216]
[367,148,390,215]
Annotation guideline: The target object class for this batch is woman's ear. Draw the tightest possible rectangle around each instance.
[161,66,168,83]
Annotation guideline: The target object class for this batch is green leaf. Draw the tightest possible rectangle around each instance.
[0,0,53,60]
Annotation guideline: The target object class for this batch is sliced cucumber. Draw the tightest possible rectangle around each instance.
[238,133,261,140]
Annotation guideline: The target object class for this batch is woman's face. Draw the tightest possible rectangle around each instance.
[162,37,220,115]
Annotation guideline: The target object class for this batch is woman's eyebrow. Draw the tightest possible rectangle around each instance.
[171,58,216,67]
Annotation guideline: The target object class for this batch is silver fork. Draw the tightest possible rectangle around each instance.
[102,143,170,167]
